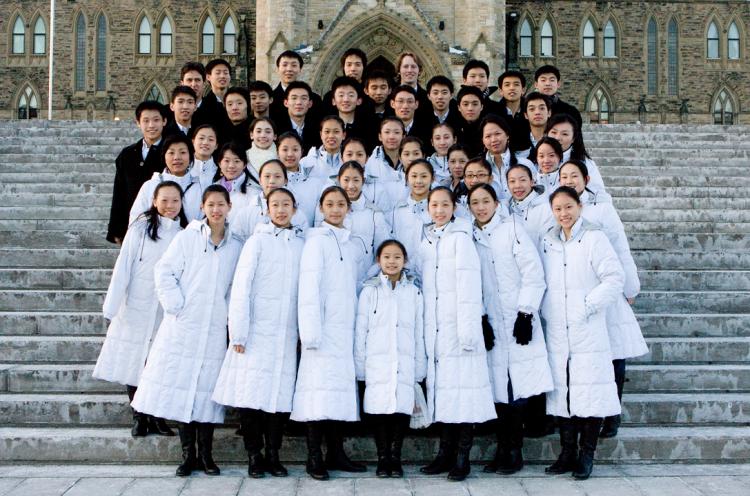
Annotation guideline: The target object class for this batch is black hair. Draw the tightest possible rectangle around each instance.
[331,76,364,98]
[319,114,346,131]
[205,58,232,76]
[284,81,313,100]
[405,158,434,179]
[363,70,393,88]
[202,184,231,203]
[277,131,303,148]
[223,86,250,105]
[161,134,195,169]
[259,159,288,182]
[376,239,408,262]
[456,85,484,104]
[170,85,197,103]
[447,143,469,160]
[467,182,499,203]
[549,185,580,205]
[215,142,253,194]
[266,186,297,206]
[560,159,589,178]
[276,49,304,68]
[534,65,561,82]
[522,91,552,114]
[545,113,591,160]
[337,160,365,179]
[390,84,418,101]
[192,123,217,139]
[342,136,366,151]
[432,121,456,137]
[135,101,168,121]
[399,136,424,155]
[426,75,454,94]
[319,185,351,207]
[249,117,277,135]
[532,136,564,165]
[427,185,457,204]
[144,181,189,241]
[180,61,206,81]
[379,116,405,133]
[465,156,493,175]
[505,163,534,181]
[462,59,490,79]
[498,70,526,89]
[340,48,368,70]
[248,80,274,97]
[479,114,513,139]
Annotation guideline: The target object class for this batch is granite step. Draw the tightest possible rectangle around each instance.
[0,290,105,312]
[632,251,750,270]
[0,231,110,249]
[0,336,104,363]
[0,312,105,336]
[633,291,750,314]
[0,249,117,268]
[0,269,112,290]
[639,270,750,291]
[628,234,750,251]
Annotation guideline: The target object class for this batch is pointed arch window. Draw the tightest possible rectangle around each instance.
[728,22,740,60]
[75,14,86,92]
[18,86,39,119]
[159,17,172,55]
[33,18,46,55]
[713,90,734,125]
[201,17,215,54]
[647,18,658,95]
[223,17,236,54]
[604,21,617,58]
[707,21,720,59]
[138,17,151,54]
[12,16,25,54]
[146,84,166,104]
[589,89,611,124]
[583,20,596,57]
[96,15,107,91]
[519,20,533,57]
[667,19,679,96]
[540,20,554,57]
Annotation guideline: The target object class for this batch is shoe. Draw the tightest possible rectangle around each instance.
[265,449,288,477]
[390,416,407,478]
[306,423,329,480]
[420,424,457,475]
[374,420,391,477]
[197,423,220,476]
[265,413,289,477]
[599,415,620,439]
[485,404,506,473]
[148,416,175,436]
[248,452,265,478]
[545,418,578,474]
[325,426,367,472]
[131,414,149,438]
[176,423,197,477]
[496,404,524,475]
[241,409,265,478]
[447,424,473,481]
[572,418,602,480]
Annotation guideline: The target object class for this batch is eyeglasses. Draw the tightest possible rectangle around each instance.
[464,173,490,180]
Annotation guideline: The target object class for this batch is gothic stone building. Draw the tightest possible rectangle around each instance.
[1,0,746,124]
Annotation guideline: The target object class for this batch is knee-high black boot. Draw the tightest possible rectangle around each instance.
[126,385,148,437]
[373,416,391,477]
[197,423,220,475]
[176,422,198,477]
[484,403,507,473]
[545,417,578,474]
[573,417,602,480]
[325,421,367,472]
[390,414,409,478]
[497,403,524,474]
[265,412,289,477]
[447,423,473,481]
[306,421,329,480]
[420,423,457,474]
[241,409,265,478]
[601,360,625,438]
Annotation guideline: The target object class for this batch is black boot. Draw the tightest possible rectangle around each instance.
[484,404,507,473]
[390,414,408,478]
[545,417,578,474]
[131,411,149,438]
[374,417,391,478]
[176,423,198,477]
[573,417,602,480]
[447,423,473,481]
[265,413,289,477]
[602,360,625,438]
[197,423,220,476]
[306,422,329,480]
[325,422,367,472]
[241,409,265,478]
[523,394,554,438]
[600,415,621,439]
[497,404,524,475]
[148,416,176,436]
[420,424,457,474]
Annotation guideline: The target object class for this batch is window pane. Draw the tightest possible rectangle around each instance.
[541,37,553,56]
[707,40,719,59]
[75,15,86,92]
[12,17,24,54]
[159,18,172,54]
[668,20,678,96]
[96,16,107,91]
[604,21,616,57]
[583,38,595,57]
[647,18,657,94]
[520,20,532,57]
[147,85,165,103]
[33,18,45,54]
[138,18,150,54]
[728,23,740,60]
[223,33,236,54]
[202,34,214,54]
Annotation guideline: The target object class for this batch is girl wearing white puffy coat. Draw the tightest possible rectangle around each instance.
[468,184,553,475]
[132,185,243,478]
[94,181,186,438]
[540,186,624,481]
[505,164,556,249]
[292,186,369,480]
[213,143,262,219]
[212,188,304,478]
[559,160,648,439]
[355,240,426,478]
[418,187,496,482]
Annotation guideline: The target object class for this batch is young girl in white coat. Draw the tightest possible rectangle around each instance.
[190,124,218,187]
[94,181,187,437]
[559,160,648,438]
[245,117,278,178]
[292,186,369,481]
[506,164,556,248]
[531,136,563,193]
[355,240,426,478]
[468,184,553,474]
[428,123,457,184]
[480,115,536,200]
[546,114,606,192]
[419,187,496,482]
[277,131,326,225]
[214,142,261,217]
[212,188,305,478]
[389,159,433,274]
[132,185,243,477]
[541,186,624,480]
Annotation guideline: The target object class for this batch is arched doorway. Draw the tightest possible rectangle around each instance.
[366,55,396,81]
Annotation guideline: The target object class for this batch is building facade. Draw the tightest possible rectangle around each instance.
[0,0,746,124]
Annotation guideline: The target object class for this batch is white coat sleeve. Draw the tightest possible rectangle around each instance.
[511,224,546,314]
[354,286,372,381]
[414,288,427,381]
[297,237,325,349]
[153,232,188,315]
[585,158,607,193]
[227,236,262,347]
[102,225,140,319]
[601,204,640,298]
[455,233,483,351]
[128,181,153,225]
[373,210,391,251]
[584,231,625,317]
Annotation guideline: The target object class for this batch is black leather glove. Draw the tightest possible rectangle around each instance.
[513,312,533,346]
[482,314,495,351]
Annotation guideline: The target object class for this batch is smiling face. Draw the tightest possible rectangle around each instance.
[164,142,191,177]
[180,70,205,101]
[379,121,404,152]
[320,120,345,153]
[547,122,575,151]
[551,192,581,231]
[507,166,534,201]
[170,93,196,125]
[399,141,423,167]
[534,73,560,96]
[343,55,365,81]
[207,65,231,92]
[407,163,433,200]
[342,141,367,166]
[391,91,418,123]
[469,187,498,226]
[536,143,561,174]
[320,190,350,227]
[448,150,469,180]
[338,168,364,201]
[153,185,182,220]
[428,84,451,113]
[259,162,287,196]
[225,93,248,124]
[267,191,296,227]
[500,76,524,103]
[378,243,406,278]
[277,57,301,85]
[464,68,489,92]
[399,55,420,86]
[219,150,245,180]
[428,189,456,227]
[192,127,217,161]
[277,137,302,172]
[137,109,166,145]
[202,191,231,226]
[482,123,509,156]
[558,163,589,194]
[251,121,276,149]
[333,85,361,115]
[463,161,492,189]
[432,126,456,156]
[284,89,312,119]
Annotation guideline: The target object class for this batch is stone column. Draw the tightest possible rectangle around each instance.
[255,0,301,84]
[453,0,506,76]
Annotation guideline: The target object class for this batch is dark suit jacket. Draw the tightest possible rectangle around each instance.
[275,114,322,154]
[551,96,583,129]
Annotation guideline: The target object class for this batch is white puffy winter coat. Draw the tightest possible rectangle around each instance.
[232,192,309,241]
[129,172,203,223]
[217,171,263,221]
[419,217,496,423]
[473,213,553,404]
[93,216,182,387]
[561,148,606,193]
[212,223,305,413]
[286,165,327,225]
[580,190,648,360]
[507,189,556,248]
[354,273,427,415]
[540,218,624,418]
[131,220,243,423]
[388,196,431,273]
[486,150,537,201]
[291,223,368,422]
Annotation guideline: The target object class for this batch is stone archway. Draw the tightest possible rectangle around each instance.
[310,11,450,93]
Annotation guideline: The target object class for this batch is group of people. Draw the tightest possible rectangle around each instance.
[97,48,648,483]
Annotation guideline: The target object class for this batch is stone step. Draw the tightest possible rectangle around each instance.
[619,209,750,223]
[0,290,105,312]
[614,197,750,210]
[0,312,105,336]
[639,270,750,291]
[0,249,116,268]
[635,337,750,364]
[633,291,750,314]
[623,221,750,234]
[0,183,112,195]
[637,314,750,338]
[0,172,113,184]
[0,219,111,231]
[632,251,750,270]
[0,269,112,290]
[0,193,112,207]
[0,336,103,363]
[0,206,110,220]
[0,231,110,249]
[607,186,740,198]
[604,175,746,187]
[628,233,750,251]
[2,425,748,463]
[0,153,119,163]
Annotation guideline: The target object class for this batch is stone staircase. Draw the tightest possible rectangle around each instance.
[0,120,749,464]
